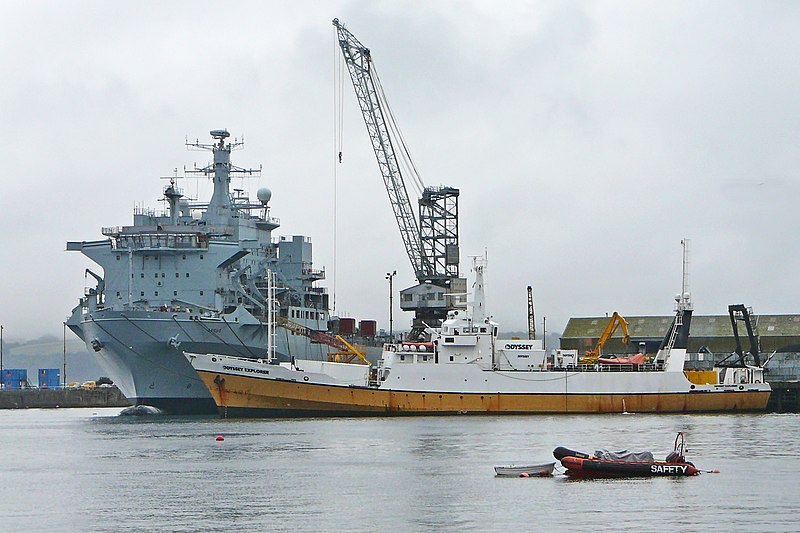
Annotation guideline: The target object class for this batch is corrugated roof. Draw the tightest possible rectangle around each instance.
[562,314,800,339]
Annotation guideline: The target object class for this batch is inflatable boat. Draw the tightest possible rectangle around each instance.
[554,432,701,478]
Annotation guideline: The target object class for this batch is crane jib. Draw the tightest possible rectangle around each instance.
[334,18,429,278]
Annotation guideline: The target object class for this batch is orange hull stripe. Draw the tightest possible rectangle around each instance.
[199,372,770,414]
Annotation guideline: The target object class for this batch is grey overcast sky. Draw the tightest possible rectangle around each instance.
[1,1,798,341]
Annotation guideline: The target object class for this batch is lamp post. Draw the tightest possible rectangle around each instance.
[385,270,397,342]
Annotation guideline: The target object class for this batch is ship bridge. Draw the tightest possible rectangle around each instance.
[101,228,212,252]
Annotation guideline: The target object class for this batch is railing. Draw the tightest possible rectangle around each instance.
[554,362,664,373]
[111,233,208,251]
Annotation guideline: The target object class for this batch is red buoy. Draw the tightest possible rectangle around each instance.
[215,435,224,441]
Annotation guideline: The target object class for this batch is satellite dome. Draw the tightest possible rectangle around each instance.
[257,187,272,205]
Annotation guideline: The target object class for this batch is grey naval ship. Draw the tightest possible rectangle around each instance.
[67,130,332,413]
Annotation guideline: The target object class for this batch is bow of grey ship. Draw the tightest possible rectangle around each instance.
[66,130,330,413]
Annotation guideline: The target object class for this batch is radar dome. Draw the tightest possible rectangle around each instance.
[257,187,272,206]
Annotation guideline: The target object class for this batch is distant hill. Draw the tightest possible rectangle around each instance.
[1,338,104,385]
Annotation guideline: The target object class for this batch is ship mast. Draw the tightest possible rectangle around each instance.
[185,129,260,227]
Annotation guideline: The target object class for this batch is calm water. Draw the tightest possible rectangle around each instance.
[0,408,797,532]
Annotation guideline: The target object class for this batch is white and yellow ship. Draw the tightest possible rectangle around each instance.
[186,259,771,417]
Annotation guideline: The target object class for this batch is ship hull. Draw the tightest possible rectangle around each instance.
[192,356,771,417]
[70,309,329,414]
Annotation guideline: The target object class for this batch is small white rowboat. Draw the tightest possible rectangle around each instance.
[494,462,556,477]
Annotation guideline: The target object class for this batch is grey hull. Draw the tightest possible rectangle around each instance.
[71,308,329,414]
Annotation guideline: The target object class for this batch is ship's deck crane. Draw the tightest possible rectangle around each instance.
[333,18,462,338]
[717,304,761,367]
[582,312,630,364]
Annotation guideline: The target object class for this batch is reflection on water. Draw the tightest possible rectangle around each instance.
[0,409,797,532]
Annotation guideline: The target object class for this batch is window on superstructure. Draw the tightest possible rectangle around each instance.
[185,273,189,277]
[140,292,144,297]
[154,273,158,278]
[176,273,179,278]
[155,291,159,296]
[161,273,165,278]
[173,291,177,296]
[116,292,120,297]
[140,273,144,278]
[200,291,204,296]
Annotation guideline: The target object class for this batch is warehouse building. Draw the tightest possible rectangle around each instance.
[561,313,800,380]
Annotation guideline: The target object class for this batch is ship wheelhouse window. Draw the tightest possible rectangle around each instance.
[400,355,405,361]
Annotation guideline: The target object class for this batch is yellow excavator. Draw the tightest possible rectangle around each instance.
[581,312,630,364]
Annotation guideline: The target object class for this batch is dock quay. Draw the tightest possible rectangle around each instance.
[766,381,800,413]
[0,387,131,409]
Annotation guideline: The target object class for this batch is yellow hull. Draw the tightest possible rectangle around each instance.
[197,371,771,417]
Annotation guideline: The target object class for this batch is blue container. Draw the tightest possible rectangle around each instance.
[39,368,61,389]
[2,369,28,390]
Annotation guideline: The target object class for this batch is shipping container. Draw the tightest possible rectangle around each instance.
[39,368,61,389]
[359,320,377,337]
[338,317,356,335]
[328,317,340,333]
[2,369,28,390]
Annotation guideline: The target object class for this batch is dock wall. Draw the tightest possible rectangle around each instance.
[0,387,131,409]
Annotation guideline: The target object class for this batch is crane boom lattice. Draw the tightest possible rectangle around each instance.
[333,18,430,279]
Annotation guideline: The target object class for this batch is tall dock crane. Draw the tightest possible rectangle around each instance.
[333,18,464,338]
[527,286,536,340]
